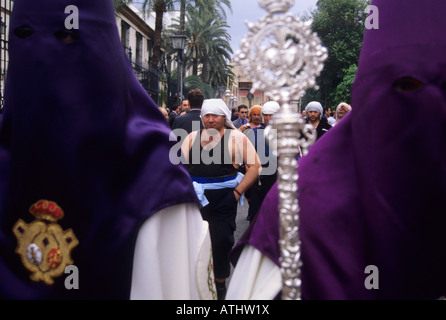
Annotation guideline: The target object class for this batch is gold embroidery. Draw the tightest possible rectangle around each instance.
[13,200,78,285]
[207,246,217,300]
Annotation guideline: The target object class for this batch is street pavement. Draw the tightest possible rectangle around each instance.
[234,201,250,244]
[229,200,251,282]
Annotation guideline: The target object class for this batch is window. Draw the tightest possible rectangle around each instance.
[121,20,130,49]
[136,32,143,68]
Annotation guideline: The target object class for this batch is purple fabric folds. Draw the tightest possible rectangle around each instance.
[0,0,198,299]
[231,0,446,299]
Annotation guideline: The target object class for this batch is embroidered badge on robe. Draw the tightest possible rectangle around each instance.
[13,200,78,285]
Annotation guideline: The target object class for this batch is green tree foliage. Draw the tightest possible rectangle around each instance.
[303,0,369,108]
[113,0,130,10]
[332,64,357,105]
[135,0,231,71]
[184,75,215,99]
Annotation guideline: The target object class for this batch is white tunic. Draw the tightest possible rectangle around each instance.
[130,203,216,300]
[226,245,282,300]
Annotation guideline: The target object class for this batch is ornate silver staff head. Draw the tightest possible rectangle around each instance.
[234,0,327,300]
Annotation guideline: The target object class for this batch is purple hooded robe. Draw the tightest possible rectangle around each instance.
[0,0,198,299]
[231,0,446,299]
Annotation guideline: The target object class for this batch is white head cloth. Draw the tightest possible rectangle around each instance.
[262,101,281,115]
[336,102,352,112]
[305,101,323,114]
[305,101,323,119]
[201,99,236,129]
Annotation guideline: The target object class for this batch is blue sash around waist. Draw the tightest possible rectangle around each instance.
[191,172,245,207]
[191,174,238,184]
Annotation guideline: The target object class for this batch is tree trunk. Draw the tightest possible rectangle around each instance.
[150,6,165,70]
[192,57,198,76]
[201,60,209,83]
[179,0,186,34]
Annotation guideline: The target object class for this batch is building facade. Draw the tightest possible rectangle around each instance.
[0,0,12,109]
[0,2,182,110]
[231,60,267,109]
[116,3,160,104]
[231,59,303,113]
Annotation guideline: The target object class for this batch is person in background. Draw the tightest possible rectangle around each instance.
[324,106,336,125]
[305,101,332,140]
[181,99,191,112]
[172,89,205,134]
[239,105,263,134]
[169,104,182,129]
[333,102,352,126]
[232,105,249,129]
[261,101,280,128]
[159,107,169,122]
[231,108,238,122]
[238,105,264,206]
[245,101,280,223]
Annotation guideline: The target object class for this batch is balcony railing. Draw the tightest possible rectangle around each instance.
[123,45,160,104]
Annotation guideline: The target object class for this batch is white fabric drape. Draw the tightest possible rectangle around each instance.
[130,203,216,300]
[226,245,282,300]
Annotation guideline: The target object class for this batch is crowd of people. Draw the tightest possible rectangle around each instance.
[0,0,444,302]
[165,88,351,299]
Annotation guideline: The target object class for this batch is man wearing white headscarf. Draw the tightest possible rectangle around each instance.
[200,98,237,129]
[180,99,261,299]
[305,101,332,140]
[261,101,281,127]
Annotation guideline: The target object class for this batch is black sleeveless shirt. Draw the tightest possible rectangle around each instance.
[188,129,238,178]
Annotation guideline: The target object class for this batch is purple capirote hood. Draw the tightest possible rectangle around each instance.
[231,0,446,299]
[0,0,198,299]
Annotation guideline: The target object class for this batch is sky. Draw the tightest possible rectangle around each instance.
[226,0,318,56]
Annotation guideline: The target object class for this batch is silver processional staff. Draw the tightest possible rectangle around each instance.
[234,0,328,300]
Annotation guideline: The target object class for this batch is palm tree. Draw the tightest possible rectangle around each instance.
[184,75,214,99]
[139,0,231,70]
[135,0,176,70]
[191,0,232,20]
[113,0,130,10]
[166,5,233,89]
[198,25,233,86]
